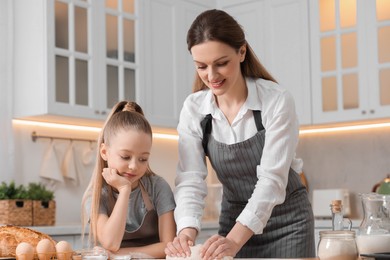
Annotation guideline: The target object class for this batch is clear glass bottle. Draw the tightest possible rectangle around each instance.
[317,231,358,260]
[330,200,352,231]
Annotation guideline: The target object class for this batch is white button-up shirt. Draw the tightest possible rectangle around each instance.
[174,77,303,235]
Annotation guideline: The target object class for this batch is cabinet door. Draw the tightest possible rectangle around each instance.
[13,0,139,124]
[101,0,138,113]
[310,0,390,124]
[365,0,390,119]
[310,0,365,124]
[221,0,312,126]
[139,0,211,128]
[48,0,106,119]
[51,0,139,119]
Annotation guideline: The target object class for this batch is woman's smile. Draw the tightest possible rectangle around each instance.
[209,79,225,89]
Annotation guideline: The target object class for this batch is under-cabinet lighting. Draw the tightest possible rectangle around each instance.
[299,122,390,135]
[152,133,179,140]
[13,119,390,139]
[13,119,101,132]
[12,119,179,140]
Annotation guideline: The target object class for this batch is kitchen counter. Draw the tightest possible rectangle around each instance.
[27,224,87,236]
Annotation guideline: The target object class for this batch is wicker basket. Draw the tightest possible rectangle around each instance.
[32,200,56,226]
[0,199,33,226]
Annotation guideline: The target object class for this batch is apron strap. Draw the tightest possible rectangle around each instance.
[139,180,154,211]
[200,110,264,155]
[253,110,265,131]
[200,114,213,155]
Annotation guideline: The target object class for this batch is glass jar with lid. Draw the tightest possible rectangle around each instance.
[317,230,358,260]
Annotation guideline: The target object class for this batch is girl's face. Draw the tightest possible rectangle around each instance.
[100,128,152,189]
[191,40,246,96]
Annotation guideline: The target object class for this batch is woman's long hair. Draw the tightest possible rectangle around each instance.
[186,9,277,92]
[81,101,154,247]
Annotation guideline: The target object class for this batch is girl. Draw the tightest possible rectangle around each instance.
[165,9,315,259]
[82,101,176,258]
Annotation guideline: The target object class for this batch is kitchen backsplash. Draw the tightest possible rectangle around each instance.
[297,126,390,219]
[5,122,390,224]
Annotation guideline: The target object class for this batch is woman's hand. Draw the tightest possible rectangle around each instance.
[200,235,239,260]
[164,228,197,257]
[102,168,132,193]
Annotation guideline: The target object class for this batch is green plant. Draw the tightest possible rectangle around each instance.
[0,181,29,200]
[27,182,54,201]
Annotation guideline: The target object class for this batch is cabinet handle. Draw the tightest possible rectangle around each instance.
[101,111,107,115]
[95,110,100,114]
[362,110,366,115]
[370,109,375,114]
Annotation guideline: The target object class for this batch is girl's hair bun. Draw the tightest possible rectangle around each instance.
[122,101,144,116]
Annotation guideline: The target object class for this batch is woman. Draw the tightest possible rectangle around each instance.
[165,9,315,259]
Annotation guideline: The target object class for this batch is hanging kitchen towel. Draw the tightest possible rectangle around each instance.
[73,141,96,185]
[39,139,64,187]
[61,140,79,186]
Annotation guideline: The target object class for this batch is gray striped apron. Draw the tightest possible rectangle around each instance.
[201,110,315,258]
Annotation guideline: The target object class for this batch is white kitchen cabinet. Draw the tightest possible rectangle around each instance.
[219,0,312,126]
[138,0,213,128]
[309,0,390,124]
[13,0,139,126]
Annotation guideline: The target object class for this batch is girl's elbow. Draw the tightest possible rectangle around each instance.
[108,245,121,253]
[99,240,121,253]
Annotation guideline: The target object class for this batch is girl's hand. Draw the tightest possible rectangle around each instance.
[164,229,196,258]
[102,168,132,193]
[200,235,239,260]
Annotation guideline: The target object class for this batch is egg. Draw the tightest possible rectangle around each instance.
[36,239,56,260]
[55,241,73,260]
[15,242,35,260]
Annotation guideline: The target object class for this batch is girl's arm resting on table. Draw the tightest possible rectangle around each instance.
[113,211,176,259]
[97,188,132,252]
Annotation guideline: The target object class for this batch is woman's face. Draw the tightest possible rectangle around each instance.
[191,41,246,96]
[100,128,152,189]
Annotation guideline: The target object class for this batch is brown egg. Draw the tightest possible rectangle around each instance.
[55,241,73,260]
[15,242,35,260]
[36,239,56,260]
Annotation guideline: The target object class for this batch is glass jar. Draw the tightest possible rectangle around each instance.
[356,193,390,254]
[317,230,358,260]
[81,247,108,260]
